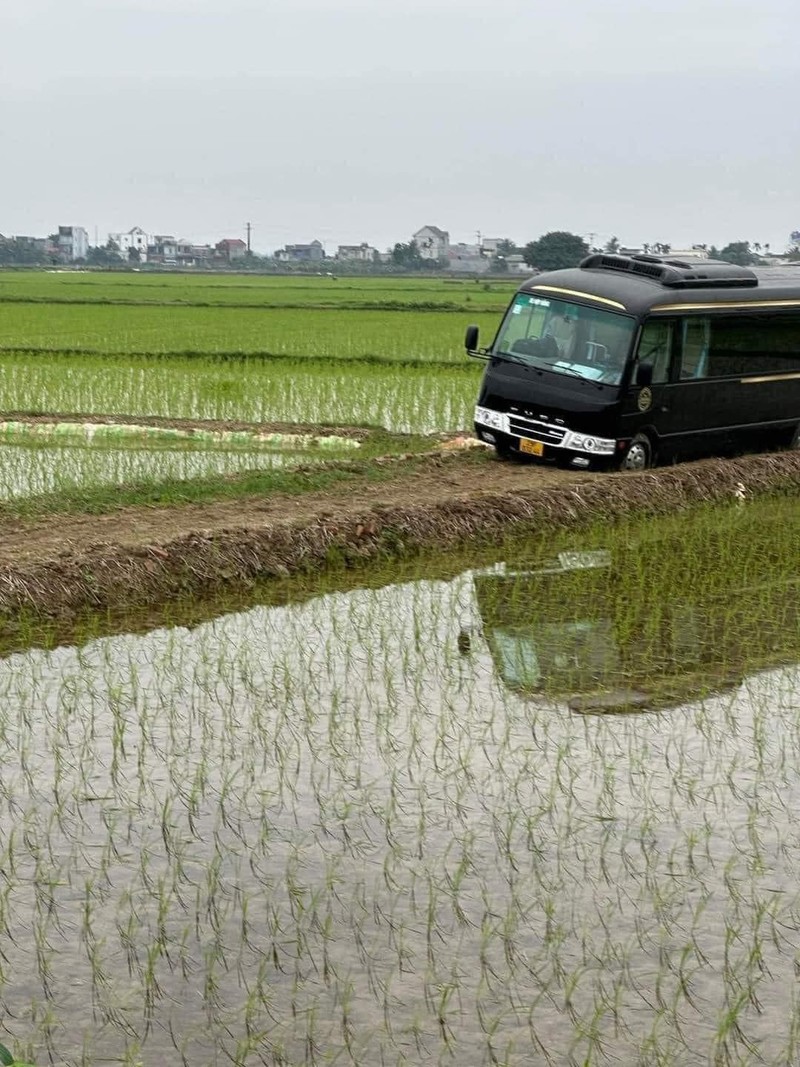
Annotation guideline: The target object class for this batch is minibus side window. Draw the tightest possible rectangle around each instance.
[680,318,711,379]
[636,321,673,383]
[705,313,800,377]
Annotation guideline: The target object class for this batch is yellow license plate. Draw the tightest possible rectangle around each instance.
[519,438,545,456]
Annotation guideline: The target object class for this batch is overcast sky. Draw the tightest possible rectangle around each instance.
[2,0,798,253]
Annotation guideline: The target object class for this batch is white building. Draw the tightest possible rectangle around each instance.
[55,226,88,261]
[413,225,450,261]
[336,243,379,262]
[109,226,150,260]
[668,246,711,261]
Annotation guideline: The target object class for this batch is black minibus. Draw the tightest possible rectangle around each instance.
[465,254,800,469]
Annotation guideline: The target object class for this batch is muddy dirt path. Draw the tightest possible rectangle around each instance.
[0,413,798,624]
[0,450,595,567]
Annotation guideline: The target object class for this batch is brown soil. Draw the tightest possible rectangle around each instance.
[0,429,799,623]
[0,448,593,567]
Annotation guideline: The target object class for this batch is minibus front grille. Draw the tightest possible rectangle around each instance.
[508,416,567,445]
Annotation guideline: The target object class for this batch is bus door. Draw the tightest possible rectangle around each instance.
[662,316,756,450]
[621,318,675,445]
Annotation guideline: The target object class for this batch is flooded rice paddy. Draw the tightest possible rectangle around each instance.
[0,355,479,435]
[2,498,800,1065]
[0,423,360,501]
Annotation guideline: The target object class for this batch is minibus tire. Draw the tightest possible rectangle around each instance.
[493,436,523,462]
[620,434,652,471]
[790,424,800,449]
[494,442,525,462]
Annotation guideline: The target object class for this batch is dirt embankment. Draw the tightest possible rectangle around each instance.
[1,446,800,623]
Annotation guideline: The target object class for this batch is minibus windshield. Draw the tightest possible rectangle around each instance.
[494,293,636,386]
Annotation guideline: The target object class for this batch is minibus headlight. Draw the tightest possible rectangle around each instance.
[563,430,615,455]
[475,406,510,434]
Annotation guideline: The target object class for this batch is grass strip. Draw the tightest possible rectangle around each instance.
[0,295,508,313]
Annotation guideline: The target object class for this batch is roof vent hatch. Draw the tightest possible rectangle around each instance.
[580,253,759,289]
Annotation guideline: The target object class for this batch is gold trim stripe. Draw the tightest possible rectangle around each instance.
[741,372,800,384]
[653,299,800,313]
[531,285,627,311]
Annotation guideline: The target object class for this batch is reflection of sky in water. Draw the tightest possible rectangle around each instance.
[1,567,800,1064]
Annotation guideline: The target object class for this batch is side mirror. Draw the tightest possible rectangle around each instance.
[636,362,654,387]
[464,324,479,352]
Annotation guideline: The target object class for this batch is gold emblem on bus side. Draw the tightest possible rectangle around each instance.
[637,387,653,412]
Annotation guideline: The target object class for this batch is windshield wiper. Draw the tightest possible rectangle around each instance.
[548,362,586,380]
[493,351,532,367]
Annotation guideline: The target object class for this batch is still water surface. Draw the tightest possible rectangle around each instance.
[1,503,800,1065]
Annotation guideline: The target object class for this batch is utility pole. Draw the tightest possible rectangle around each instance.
[245,222,252,254]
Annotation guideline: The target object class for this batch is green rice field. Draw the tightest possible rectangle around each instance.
[0,423,361,501]
[0,354,473,436]
[0,272,512,438]
[5,270,800,1066]
[2,498,800,1065]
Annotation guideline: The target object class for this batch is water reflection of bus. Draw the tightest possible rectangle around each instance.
[464,534,800,710]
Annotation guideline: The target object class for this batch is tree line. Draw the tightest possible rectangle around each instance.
[515,233,790,271]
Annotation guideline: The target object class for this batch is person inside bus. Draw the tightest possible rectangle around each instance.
[544,310,577,358]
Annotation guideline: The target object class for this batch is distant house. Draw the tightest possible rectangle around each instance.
[448,242,490,274]
[275,240,325,263]
[49,225,89,262]
[109,226,150,260]
[147,235,178,264]
[668,247,711,261]
[505,254,531,274]
[215,238,247,262]
[336,243,379,262]
[413,225,450,261]
[13,236,46,254]
[175,241,214,267]
[617,245,710,262]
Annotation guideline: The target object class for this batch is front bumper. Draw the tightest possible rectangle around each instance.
[474,405,617,458]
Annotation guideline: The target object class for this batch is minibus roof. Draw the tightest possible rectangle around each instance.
[519,255,800,316]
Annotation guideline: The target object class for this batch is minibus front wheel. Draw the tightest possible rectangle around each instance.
[619,434,653,471]
[494,440,526,463]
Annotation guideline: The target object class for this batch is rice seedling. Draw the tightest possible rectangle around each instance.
[0,353,480,434]
[0,440,359,500]
[0,272,492,439]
